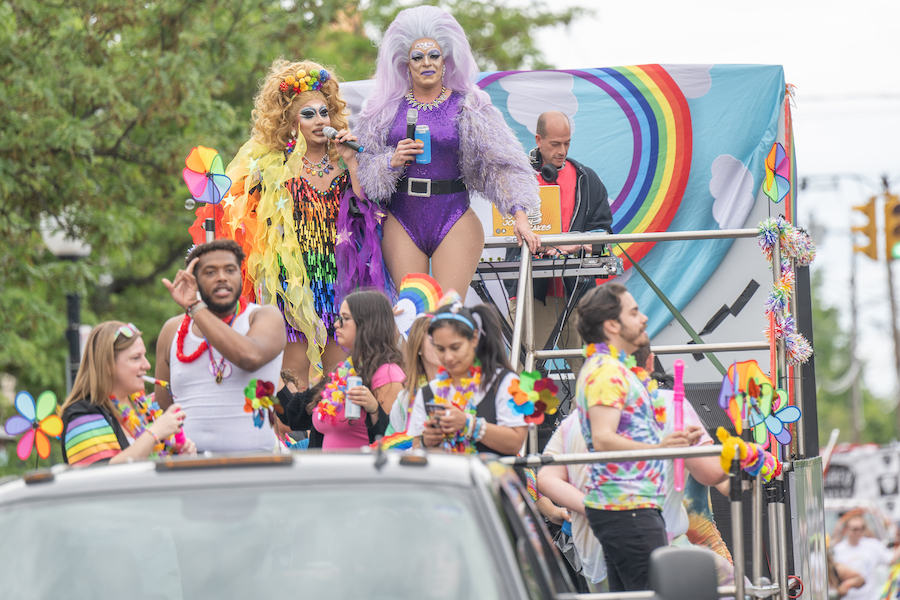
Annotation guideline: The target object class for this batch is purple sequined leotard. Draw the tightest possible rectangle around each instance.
[387,92,467,257]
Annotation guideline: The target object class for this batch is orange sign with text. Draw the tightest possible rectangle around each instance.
[492,185,562,236]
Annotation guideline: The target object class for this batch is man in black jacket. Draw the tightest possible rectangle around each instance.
[505,111,613,375]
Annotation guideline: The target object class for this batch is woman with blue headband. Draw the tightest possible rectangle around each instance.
[406,303,527,455]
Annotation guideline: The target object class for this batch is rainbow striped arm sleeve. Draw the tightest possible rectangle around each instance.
[64,413,122,467]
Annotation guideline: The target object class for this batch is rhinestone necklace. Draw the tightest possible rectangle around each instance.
[405,86,448,111]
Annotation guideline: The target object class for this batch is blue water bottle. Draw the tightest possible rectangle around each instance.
[561,519,572,537]
[415,125,431,164]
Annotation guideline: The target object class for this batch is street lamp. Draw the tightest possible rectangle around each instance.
[40,215,91,393]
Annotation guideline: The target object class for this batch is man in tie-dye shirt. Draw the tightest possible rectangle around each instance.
[573,282,692,592]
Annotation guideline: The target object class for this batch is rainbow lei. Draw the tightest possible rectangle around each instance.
[583,343,665,425]
[316,359,358,425]
[243,379,282,428]
[432,361,482,454]
[110,393,179,457]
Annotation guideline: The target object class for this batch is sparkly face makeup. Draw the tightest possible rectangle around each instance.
[295,99,331,145]
[408,38,444,90]
[299,105,329,120]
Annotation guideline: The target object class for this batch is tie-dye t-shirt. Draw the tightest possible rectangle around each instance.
[575,351,666,511]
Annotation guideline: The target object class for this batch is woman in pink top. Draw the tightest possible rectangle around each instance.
[314,291,406,449]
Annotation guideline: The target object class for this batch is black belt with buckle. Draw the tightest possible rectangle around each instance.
[397,177,467,197]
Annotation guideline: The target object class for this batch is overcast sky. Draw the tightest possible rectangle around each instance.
[531,0,900,398]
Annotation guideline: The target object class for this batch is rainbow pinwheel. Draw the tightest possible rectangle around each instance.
[747,383,801,447]
[718,360,773,433]
[182,146,232,205]
[508,371,560,425]
[4,391,63,461]
[763,142,790,204]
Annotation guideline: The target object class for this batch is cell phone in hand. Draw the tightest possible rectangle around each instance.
[424,401,444,427]
[344,376,362,419]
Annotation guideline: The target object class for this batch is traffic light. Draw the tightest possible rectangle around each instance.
[885,193,900,261]
[852,196,879,260]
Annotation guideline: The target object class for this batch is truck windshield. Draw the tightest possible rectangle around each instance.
[0,484,502,600]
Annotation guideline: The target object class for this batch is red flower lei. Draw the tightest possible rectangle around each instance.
[176,297,248,363]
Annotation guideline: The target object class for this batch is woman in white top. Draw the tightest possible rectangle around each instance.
[408,303,526,456]
[387,316,441,435]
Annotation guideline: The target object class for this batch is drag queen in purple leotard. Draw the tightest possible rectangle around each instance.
[355,5,541,297]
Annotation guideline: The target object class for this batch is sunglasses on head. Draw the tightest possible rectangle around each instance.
[116,323,141,339]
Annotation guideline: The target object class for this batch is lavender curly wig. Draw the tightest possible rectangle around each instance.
[357,5,491,133]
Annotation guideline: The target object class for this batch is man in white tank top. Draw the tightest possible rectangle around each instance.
[155,240,286,453]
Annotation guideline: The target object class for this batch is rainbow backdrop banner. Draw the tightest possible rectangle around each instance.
[477,64,786,337]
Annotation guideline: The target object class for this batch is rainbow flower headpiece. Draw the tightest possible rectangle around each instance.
[279,68,331,98]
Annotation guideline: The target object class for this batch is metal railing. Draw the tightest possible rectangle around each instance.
[501,445,791,600]
[486,228,800,600]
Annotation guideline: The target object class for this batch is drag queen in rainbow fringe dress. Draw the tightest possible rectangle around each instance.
[191,59,386,386]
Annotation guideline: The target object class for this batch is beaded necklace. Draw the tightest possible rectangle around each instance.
[110,392,177,456]
[176,296,247,363]
[432,361,482,453]
[584,343,666,425]
[316,358,358,425]
[405,86,449,111]
[302,153,333,177]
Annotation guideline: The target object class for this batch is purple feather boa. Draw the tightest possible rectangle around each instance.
[355,91,539,216]
[334,188,391,307]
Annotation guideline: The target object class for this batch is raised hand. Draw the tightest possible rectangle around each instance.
[162,257,200,310]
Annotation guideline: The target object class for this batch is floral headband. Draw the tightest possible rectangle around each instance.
[279,68,331,99]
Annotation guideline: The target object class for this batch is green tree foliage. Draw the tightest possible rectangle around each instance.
[0,0,580,472]
[812,271,895,445]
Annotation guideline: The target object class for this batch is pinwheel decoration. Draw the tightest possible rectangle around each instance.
[182,146,232,205]
[508,371,560,425]
[4,390,63,462]
[763,142,790,204]
[747,383,801,447]
[718,360,772,433]
[243,379,282,428]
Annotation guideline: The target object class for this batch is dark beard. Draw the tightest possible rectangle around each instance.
[198,284,239,315]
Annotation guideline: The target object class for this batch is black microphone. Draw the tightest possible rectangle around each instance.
[322,126,363,153]
[405,108,418,164]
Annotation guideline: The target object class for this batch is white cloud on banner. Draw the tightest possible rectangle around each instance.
[710,154,755,229]
[500,71,578,136]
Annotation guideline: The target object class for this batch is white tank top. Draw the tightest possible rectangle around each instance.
[169,303,282,453]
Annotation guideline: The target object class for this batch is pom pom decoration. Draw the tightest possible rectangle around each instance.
[4,390,63,461]
[243,379,282,428]
[756,216,816,365]
[508,370,560,425]
[716,427,782,483]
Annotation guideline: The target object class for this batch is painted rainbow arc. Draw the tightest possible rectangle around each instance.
[478,65,692,271]
[567,65,692,267]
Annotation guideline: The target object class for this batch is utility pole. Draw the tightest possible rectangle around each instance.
[881,176,900,437]
[849,255,863,443]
